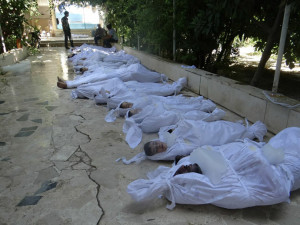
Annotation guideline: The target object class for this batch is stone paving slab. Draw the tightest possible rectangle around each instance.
[0,47,299,225]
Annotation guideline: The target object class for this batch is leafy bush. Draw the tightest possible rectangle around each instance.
[0,0,39,53]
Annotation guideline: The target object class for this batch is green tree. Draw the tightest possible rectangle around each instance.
[249,0,286,85]
[0,0,39,53]
[135,0,173,57]
[69,0,300,88]
[191,0,258,69]
[250,0,300,85]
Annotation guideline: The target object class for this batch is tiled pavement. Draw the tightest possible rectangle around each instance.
[0,47,299,225]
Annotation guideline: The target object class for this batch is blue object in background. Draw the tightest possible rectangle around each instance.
[56,11,97,30]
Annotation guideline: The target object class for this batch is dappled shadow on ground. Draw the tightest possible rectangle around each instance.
[220,63,300,101]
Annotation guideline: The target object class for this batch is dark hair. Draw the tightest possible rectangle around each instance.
[192,164,202,174]
[128,111,133,118]
[64,11,69,15]
[106,23,112,29]
[174,155,185,165]
[167,129,173,133]
[173,163,203,177]
[144,142,154,156]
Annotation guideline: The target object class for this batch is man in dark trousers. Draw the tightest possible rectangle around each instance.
[103,24,118,48]
[61,11,74,49]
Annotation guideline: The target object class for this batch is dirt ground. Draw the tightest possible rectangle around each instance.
[221,47,300,101]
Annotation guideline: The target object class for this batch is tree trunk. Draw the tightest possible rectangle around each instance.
[216,30,235,63]
[221,35,236,62]
[250,2,285,86]
[198,54,205,69]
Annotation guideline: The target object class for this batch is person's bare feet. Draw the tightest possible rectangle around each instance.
[57,81,67,89]
[68,53,76,58]
[79,67,88,73]
[57,77,65,82]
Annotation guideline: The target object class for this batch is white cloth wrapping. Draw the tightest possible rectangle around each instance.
[73,62,121,76]
[69,45,137,69]
[159,119,266,146]
[103,78,185,109]
[123,108,225,150]
[104,78,188,120]
[120,119,267,163]
[105,95,154,120]
[128,127,300,209]
[67,45,166,89]
[119,95,215,124]
[69,44,110,64]
[267,127,300,191]
[70,50,107,67]
[65,63,166,88]
[71,77,126,99]
[75,77,185,102]
[124,77,186,96]
[122,95,220,149]
[69,45,122,72]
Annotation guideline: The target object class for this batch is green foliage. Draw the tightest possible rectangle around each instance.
[246,0,300,82]
[0,0,39,53]
[134,0,173,57]
[4,35,17,51]
[27,46,40,55]
[58,0,300,74]
[283,4,300,69]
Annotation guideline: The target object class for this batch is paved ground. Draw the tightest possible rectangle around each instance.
[0,47,300,225]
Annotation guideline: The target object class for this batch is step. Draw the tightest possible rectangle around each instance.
[40,37,95,47]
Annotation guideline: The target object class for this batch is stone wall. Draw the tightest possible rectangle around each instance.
[0,48,28,67]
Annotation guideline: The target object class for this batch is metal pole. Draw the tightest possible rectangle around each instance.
[0,23,6,53]
[173,0,176,61]
[272,3,291,93]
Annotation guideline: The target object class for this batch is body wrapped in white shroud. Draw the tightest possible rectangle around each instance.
[128,127,300,209]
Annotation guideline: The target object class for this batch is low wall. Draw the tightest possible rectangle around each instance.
[116,44,300,134]
[53,29,93,37]
[0,48,28,67]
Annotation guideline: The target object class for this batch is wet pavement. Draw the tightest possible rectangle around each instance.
[0,47,300,225]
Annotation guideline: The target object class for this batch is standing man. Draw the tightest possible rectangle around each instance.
[61,11,74,49]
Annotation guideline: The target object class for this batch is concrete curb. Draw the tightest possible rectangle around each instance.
[0,47,28,67]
